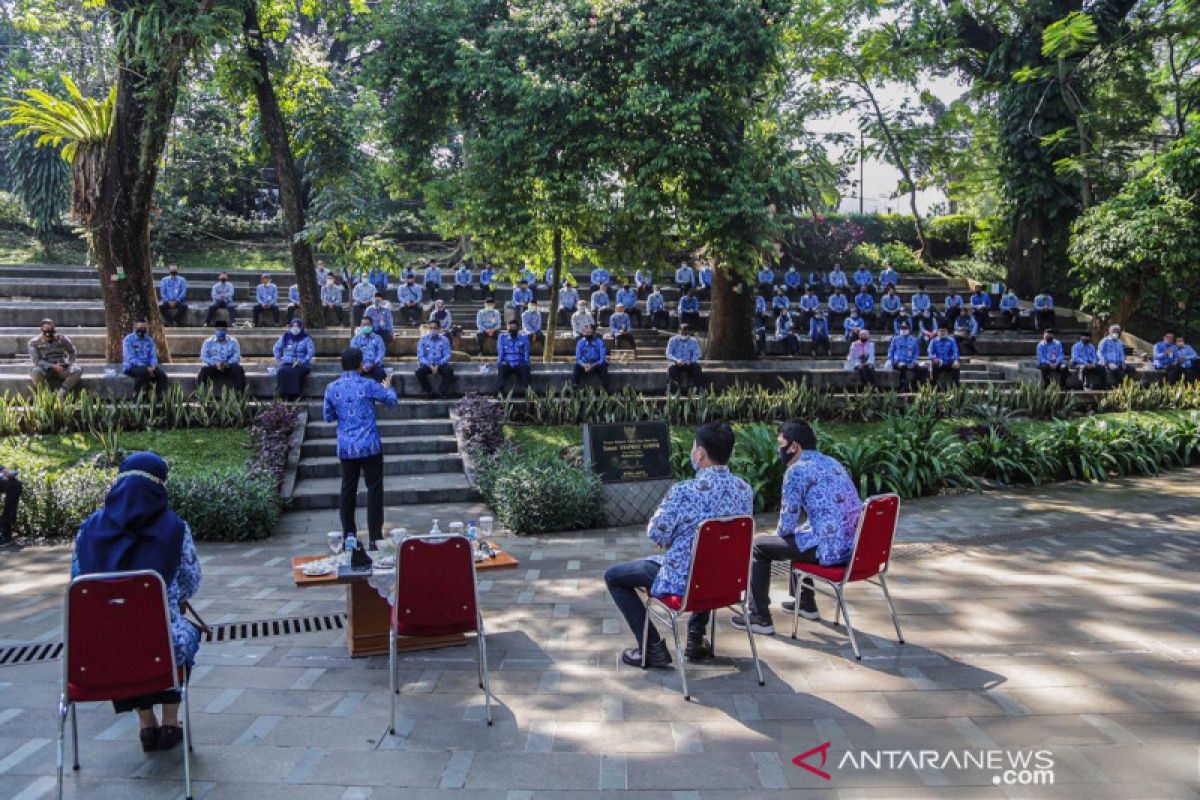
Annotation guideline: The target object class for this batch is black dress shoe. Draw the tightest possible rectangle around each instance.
[139,727,160,753]
[621,641,673,669]
[684,635,712,660]
[156,725,184,751]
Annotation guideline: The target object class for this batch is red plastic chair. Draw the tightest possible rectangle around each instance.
[642,515,764,700]
[790,493,904,660]
[389,535,492,728]
[58,570,193,800]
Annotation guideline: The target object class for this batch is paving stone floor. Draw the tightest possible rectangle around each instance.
[0,470,1197,798]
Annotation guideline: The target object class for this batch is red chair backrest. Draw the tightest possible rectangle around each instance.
[681,516,755,613]
[64,571,178,703]
[845,494,900,582]
[392,535,479,637]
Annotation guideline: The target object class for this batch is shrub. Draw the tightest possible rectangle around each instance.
[786,215,866,270]
[926,214,975,258]
[168,468,281,542]
[487,457,605,535]
[854,241,924,273]
[250,401,300,482]
[455,394,505,455]
[15,467,114,543]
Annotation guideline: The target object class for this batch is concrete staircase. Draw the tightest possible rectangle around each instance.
[289,398,479,511]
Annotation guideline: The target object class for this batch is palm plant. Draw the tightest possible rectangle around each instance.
[1,75,115,227]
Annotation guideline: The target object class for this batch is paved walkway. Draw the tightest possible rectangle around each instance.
[0,471,1197,798]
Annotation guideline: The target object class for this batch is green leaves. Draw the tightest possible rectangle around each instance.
[0,74,113,162]
[1041,12,1098,59]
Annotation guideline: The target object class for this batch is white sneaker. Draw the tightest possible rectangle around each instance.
[730,614,775,636]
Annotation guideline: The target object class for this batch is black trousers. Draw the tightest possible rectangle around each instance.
[253,304,280,326]
[1103,364,1135,388]
[609,332,637,353]
[854,364,877,388]
[352,303,370,327]
[974,309,990,329]
[339,452,384,545]
[681,311,701,329]
[0,477,22,537]
[894,363,918,391]
[1077,364,1104,390]
[125,366,169,397]
[400,304,422,326]
[323,304,346,325]
[955,334,977,355]
[197,364,246,394]
[204,301,232,325]
[667,362,702,389]
[1163,365,1184,384]
[650,310,670,329]
[1040,364,1068,388]
[497,363,531,394]
[286,304,302,321]
[1034,310,1055,331]
[572,362,610,391]
[931,363,960,387]
[748,535,823,620]
[475,331,499,354]
[811,335,831,357]
[415,364,455,396]
[276,364,310,399]
[1002,309,1020,329]
[159,301,187,326]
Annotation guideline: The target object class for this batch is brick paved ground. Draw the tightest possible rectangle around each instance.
[0,470,1197,798]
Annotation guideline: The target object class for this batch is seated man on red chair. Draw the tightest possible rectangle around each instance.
[732,420,861,635]
[604,422,753,668]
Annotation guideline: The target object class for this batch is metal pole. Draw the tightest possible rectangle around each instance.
[859,132,865,215]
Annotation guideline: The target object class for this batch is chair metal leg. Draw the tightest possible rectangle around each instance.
[70,703,79,769]
[668,613,689,700]
[180,684,193,800]
[791,570,801,639]
[834,586,861,660]
[878,574,905,644]
[389,631,397,734]
[741,603,765,687]
[478,617,493,726]
[708,612,716,658]
[640,598,653,668]
[55,697,67,800]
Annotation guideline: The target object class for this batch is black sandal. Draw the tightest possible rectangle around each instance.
[139,726,160,752]
[157,725,184,751]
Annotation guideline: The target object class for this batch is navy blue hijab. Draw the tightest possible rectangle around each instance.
[75,452,186,585]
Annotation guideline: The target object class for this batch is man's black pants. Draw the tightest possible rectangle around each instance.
[604,558,709,647]
[748,535,823,620]
[197,364,246,394]
[253,304,280,326]
[497,363,530,394]
[1040,364,1068,388]
[931,364,960,388]
[125,366,169,398]
[159,301,187,326]
[572,362,610,391]
[415,364,455,396]
[0,477,22,538]
[339,453,384,545]
[667,362,702,390]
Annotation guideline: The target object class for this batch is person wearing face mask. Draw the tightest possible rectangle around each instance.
[572,323,610,391]
[197,321,245,394]
[415,320,455,398]
[122,318,169,398]
[571,300,595,340]
[521,300,545,349]
[315,259,331,286]
[351,317,388,381]
[1033,291,1055,332]
[496,318,531,394]
[368,291,394,344]
[158,263,188,327]
[604,422,752,667]
[844,329,877,388]
[999,288,1022,330]
[423,260,443,301]
[927,323,961,388]
[1098,324,1134,388]
[252,274,281,327]
[397,276,423,327]
[1037,329,1068,389]
[325,348,398,547]
[475,298,502,354]
[453,262,473,302]
[732,420,861,635]
[678,289,701,330]
[429,299,459,341]
[351,274,377,327]
[557,281,580,327]
[286,283,302,322]
[887,323,920,392]
[666,324,702,391]
[320,275,346,325]
[273,320,315,400]
[29,318,82,396]
[607,304,637,356]
[204,272,235,326]
[1070,332,1103,390]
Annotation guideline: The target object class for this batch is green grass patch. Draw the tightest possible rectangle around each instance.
[0,230,292,272]
[0,428,252,477]
[0,229,88,265]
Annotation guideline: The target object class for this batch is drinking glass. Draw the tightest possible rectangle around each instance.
[326,531,343,561]
[389,528,407,547]
[448,522,464,539]
[479,516,494,539]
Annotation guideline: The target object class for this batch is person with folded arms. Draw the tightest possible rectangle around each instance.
[1037,329,1069,388]
[1070,331,1103,390]
[1098,324,1135,387]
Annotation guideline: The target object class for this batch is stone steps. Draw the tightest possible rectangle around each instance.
[282,471,480,510]
[304,418,454,438]
[296,452,463,479]
[299,434,459,458]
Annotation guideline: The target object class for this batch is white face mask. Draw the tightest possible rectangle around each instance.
[290,326,301,335]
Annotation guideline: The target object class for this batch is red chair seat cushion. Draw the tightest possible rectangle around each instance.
[653,594,684,611]
[792,561,856,582]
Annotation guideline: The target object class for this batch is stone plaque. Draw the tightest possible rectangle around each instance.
[583,421,673,484]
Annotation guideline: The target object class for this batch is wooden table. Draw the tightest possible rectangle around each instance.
[291,545,519,657]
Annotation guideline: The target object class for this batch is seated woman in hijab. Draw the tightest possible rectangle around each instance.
[72,452,202,753]
[272,319,315,401]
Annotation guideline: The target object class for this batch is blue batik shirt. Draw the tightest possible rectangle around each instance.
[122,333,158,371]
[512,287,533,307]
[971,292,991,310]
[476,307,501,332]
[616,287,638,309]
[320,283,344,304]
[1153,341,1179,368]
[698,266,713,287]
[1033,293,1054,310]
[828,294,848,313]
[73,524,202,668]
[799,294,819,311]
[828,269,848,287]
[784,270,802,288]
[679,295,700,313]
[1000,293,1019,311]
[928,335,959,364]
[521,308,543,333]
[350,332,386,369]
[855,292,874,312]
[591,268,610,285]
[274,334,315,365]
[853,269,873,287]
[200,336,240,366]
[424,266,442,286]
[635,270,651,287]
[257,283,279,305]
[352,282,376,305]
[843,315,865,337]
[944,293,963,310]
[888,334,920,366]
[776,314,795,337]
[1099,336,1125,366]
[590,290,610,309]
[648,292,666,313]
[211,282,234,303]
[365,302,394,333]
[369,268,389,291]
[576,336,606,366]
[755,295,767,315]
[809,317,829,338]
[779,450,862,566]
[646,466,753,596]
[559,287,579,311]
[398,283,422,305]
[417,332,451,367]
[1070,341,1098,366]
[758,269,776,285]
[772,294,789,311]
[479,268,495,287]
[879,268,899,286]
[322,371,399,459]
[497,332,530,367]
[160,275,187,303]
[954,316,979,337]
[455,267,472,286]
[609,311,631,333]
[911,293,931,312]
[675,266,694,285]
[288,285,300,304]
[666,335,700,363]
[1037,339,1064,366]
[881,294,902,312]
[1179,345,1197,368]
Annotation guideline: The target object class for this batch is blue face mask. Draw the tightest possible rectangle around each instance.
[215,330,226,340]
[360,325,373,336]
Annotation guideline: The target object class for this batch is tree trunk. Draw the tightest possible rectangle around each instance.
[704,267,756,360]
[1108,283,1143,333]
[543,228,563,364]
[1005,214,1048,298]
[243,2,321,328]
[93,5,201,363]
